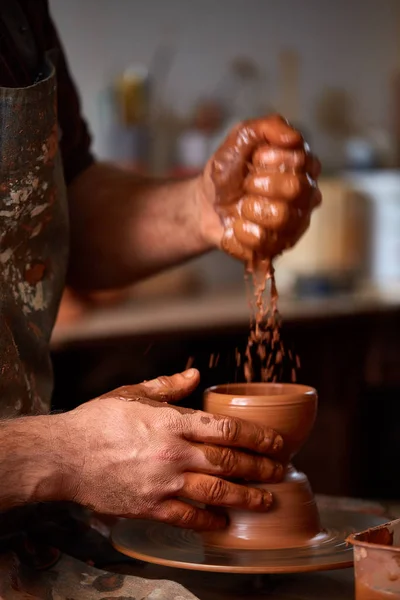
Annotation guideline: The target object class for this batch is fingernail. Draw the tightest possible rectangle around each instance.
[272,434,284,453]
[262,491,273,508]
[183,368,197,379]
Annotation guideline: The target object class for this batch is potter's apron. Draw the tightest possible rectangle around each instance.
[0,6,198,597]
[0,58,68,419]
[0,35,71,555]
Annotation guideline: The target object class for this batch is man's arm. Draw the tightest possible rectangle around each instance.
[0,416,69,511]
[66,116,321,292]
[67,164,218,291]
[44,6,320,293]
[0,372,284,530]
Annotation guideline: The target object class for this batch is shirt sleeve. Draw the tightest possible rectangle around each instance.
[44,5,95,185]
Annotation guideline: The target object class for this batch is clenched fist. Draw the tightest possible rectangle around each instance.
[198,115,321,262]
[56,369,284,530]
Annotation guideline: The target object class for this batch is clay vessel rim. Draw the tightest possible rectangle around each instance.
[205,383,316,405]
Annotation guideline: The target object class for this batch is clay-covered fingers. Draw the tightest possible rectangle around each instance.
[222,115,302,158]
[232,219,266,250]
[211,115,303,206]
[179,473,273,511]
[152,499,226,530]
[237,195,320,237]
[252,145,321,179]
[244,172,315,205]
[221,226,253,262]
[192,443,283,483]
[240,197,292,231]
[110,369,200,404]
[153,476,272,530]
[181,410,283,457]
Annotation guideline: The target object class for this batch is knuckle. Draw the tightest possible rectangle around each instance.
[253,426,266,450]
[242,487,254,507]
[293,149,307,167]
[179,506,198,527]
[155,375,174,389]
[218,417,241,444]
[154,375,180,401]
[208,478,228,503]
[234,120,247,134]
[236,120,255,144]
[155,445,186,465]
[287,175,302,198]
[268,202,291,230]
[219,448,237,475]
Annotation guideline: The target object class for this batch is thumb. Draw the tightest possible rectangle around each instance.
[138,369,200,403]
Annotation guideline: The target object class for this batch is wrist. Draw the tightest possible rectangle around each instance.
[40,412,85,504]
[29,414,67,503]
[0,416,59,508]
[0,414,82,509]
[194,168,224,250]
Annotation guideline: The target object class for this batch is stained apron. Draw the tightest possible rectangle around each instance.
[0,57,197,599]
[0,56,68,419]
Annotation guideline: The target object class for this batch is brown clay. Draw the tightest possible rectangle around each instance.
[202,383,325,550]
[208,116,321,385]
[210,115,321,263]
[243,264,289,383]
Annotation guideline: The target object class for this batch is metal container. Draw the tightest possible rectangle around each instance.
[347,518,400,599]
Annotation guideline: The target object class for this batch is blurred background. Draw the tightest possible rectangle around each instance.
[50,0,400,500]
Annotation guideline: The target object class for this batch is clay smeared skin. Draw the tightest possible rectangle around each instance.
[208,116,321,382]
[208,115,321,264]
[60,370,284,531]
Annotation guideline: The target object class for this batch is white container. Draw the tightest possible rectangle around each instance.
[344,171,400,287]
[278,178,369,280]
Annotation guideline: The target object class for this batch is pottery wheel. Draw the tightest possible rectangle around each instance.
[111,509,386,574]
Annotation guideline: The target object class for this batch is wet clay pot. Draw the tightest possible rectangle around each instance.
[203,383,325,550]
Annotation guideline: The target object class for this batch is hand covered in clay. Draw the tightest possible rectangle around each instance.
[58,369,283,530]
[199,114,321,262]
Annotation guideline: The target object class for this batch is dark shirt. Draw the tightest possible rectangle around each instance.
[0,0,94,184]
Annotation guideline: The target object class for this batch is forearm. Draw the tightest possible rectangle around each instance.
[0,415,73,511]
[67,163,213,291]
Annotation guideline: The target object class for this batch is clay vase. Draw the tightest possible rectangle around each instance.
[203,383,325,550]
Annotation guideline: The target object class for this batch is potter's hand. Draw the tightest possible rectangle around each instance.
[198,114,321,261]
[58,369,283,531]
